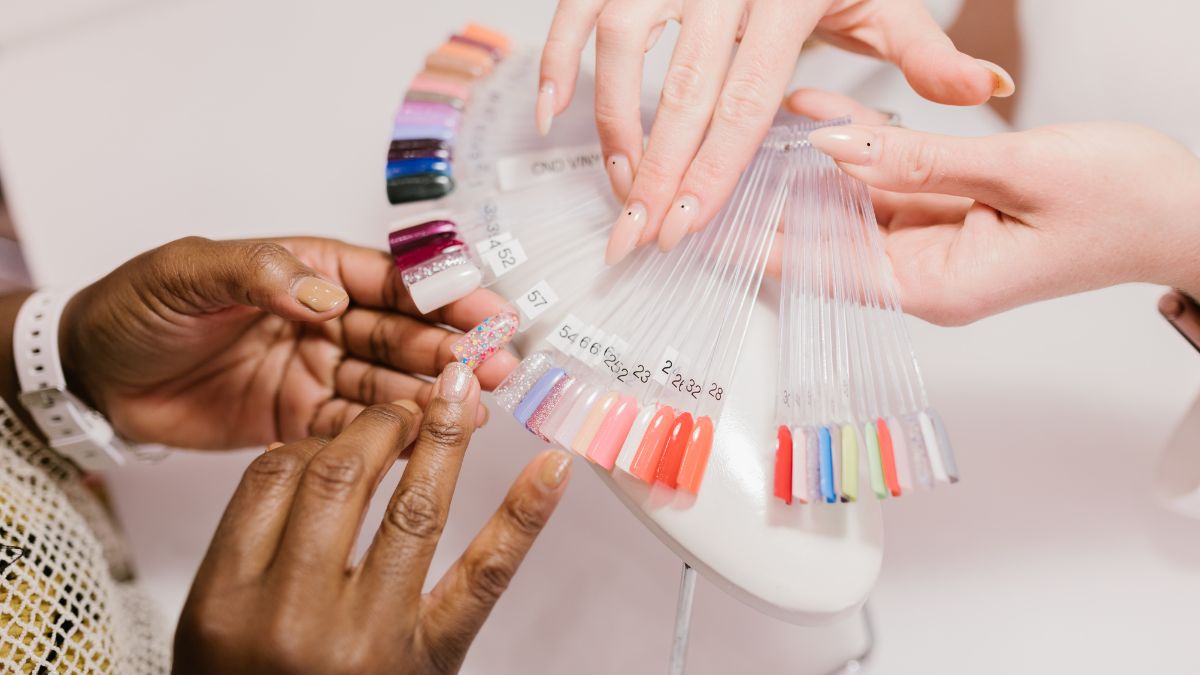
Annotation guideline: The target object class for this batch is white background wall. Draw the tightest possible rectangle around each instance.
[1,0,1198,672]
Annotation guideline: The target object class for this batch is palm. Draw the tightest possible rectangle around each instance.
[67,238,516,451]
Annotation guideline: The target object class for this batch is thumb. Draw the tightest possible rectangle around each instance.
[871,6,1013,105]
[806,124,1024,208]
[139,237,349,321]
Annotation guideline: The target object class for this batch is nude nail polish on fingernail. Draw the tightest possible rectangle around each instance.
[535,80,556,136]
[266,442,284,452]
[977,59,1015,98]
[606,154,632,198]
[540,450,572,490]
[807,126,878,166]
[438,361,474,401]
[659,194,698,251]
[295,277,348,312]
[606,202,645,265]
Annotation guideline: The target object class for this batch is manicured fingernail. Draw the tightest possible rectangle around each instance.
[540,449,572,490]
[807,126,878,165]
[977,59,1015,98]
[606,154,632,198]
[266,442,284,452]
[451,305,520,369]
[394,400,422,415]
[401,249,483,314]
[606,202,645,265]
[659,194,698,251]
[438,361,474,401]
[295,277,348,312]
[536,80,556,136]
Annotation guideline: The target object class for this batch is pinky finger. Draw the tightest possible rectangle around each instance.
[416,450,571,665]
[538,0,608,135]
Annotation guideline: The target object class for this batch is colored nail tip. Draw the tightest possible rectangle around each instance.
[977,59,1015,98]
[449,34,503,62]
[655,412,694,488]
[493,352,555,412]
[614,404,657,474]
[462,22,511,54]
[405,263,482,315]
[585,396,639,470]
[572,392,618,456]
[386,157,452,181]
[295,277,348,312]
[387,173,456,205]
[553,387,600,450]
[388,219,457,250]
[773,424,793,502]
[526,376,574,441]
[514,368,567,425]
[677,416,713,494]
[630,405,675,484]
[451,307,521,370]
[404,90,466,109]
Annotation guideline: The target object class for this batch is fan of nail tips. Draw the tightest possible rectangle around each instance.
[491,125,798,496]
[773,121,958,506]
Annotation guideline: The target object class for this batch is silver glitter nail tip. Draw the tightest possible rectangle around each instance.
[492,351,555,413]
[900,412,933,489]
[401,247,470,287]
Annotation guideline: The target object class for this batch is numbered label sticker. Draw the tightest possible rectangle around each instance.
[471,232,513,256]
[515,280,559,323]
[653,346,680,385]
[547,313,584,354]
[480,239,528,277]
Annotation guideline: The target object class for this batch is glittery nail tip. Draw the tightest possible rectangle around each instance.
[400,247,470,285]
[451,307,521,369]
[492,352,555,412]
[526,376,574,441]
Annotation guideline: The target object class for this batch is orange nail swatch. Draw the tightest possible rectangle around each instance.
[586,396,639,470]
[773,425,793,504]
[655,412,694,488]
[676,416,714,494]
[463,22,511,56]
[629,406,675,483]
[877,418,901,497]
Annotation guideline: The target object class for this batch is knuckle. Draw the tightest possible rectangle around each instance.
[258,617,314,673]
[502,492,549,536]
[301,453,365,500]
[630,151,675,189]
[716,70,772,125]
[420,418,469,449]
[358,402,413,432]
[894,138,944,192]
[386,481,444,538]
[465,549,519,606]
[595,11,635,43]
[660,60,707,111]
[244,450,306,491]
[687,154,727,192]
[244,241,293,276]
[178,600,237,653]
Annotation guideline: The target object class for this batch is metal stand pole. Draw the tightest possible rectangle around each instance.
[667,563,697,675]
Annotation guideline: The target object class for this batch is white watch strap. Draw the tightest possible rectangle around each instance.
[14,290,127,470]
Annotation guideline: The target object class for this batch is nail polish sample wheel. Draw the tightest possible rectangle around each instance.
[505,282,884,624]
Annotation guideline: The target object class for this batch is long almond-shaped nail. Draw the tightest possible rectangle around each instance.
[539,449,572,490]
[659,194,698,252]
[676,416,713,494]
[977,59,1015,98]
[438,361,474,401]
[629,406,675,483]
[807,126,879,166]
[606,154,633,199]
[451,305,520,369]
[295,277,348,312]
[536,80,556,136]
[571,392,619,456]
[585,396,639,470]
[606,202,646,265]
[655,412,694,488]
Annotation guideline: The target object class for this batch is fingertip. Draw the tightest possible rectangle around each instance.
[536,448,572,494]
[976,59,1015,98]
[294,276,349,315]
[901,43,1000,105]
